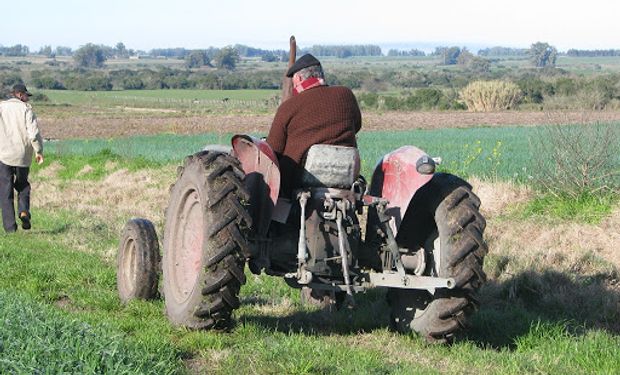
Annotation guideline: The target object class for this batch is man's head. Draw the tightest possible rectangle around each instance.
[11,83,31,102]
[286,54,325,92]
[286,54,322,79]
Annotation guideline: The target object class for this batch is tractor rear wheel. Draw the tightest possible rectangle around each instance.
[162,151,252,329]
[388,173,487,343]
[117,218,160,303]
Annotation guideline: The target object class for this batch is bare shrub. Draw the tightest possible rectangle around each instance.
[531,121,620,198]
[543,92,608,111]
[459,80,522,112]
[575,89,608,110]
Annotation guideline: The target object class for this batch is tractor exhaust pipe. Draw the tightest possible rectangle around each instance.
[280,35,297,103]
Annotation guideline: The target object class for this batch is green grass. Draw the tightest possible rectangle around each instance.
[517,192,619,224]
[35,89,282,114]
[40,89,280,104]
[0,290,180,374]
[32,148,162,181]
[1,159,619,372]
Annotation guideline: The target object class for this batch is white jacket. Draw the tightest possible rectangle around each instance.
[0,98,43,167]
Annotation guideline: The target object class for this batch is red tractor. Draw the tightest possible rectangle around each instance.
[117,134,487,342]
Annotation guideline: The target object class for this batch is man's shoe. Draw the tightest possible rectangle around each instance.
[19,212,31,230]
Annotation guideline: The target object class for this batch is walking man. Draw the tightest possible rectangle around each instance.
[0,84,44,232]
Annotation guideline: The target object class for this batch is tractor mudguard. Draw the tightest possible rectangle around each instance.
[231,135,281,236]
[368,146,433,237]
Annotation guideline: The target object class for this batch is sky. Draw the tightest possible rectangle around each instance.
[2,0,619,53]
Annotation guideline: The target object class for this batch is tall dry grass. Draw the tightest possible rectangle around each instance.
[460,80,523,112]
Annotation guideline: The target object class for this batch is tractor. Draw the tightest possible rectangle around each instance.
[116,38,487,343]
[117,138,487,342]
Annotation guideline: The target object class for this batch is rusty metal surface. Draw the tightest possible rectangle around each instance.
[231,134,281,235]
[371,146,434,235]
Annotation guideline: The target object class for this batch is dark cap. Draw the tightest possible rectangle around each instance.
[12,83,32,96]
[286,54,321,77]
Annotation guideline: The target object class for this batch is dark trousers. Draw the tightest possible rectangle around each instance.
[0,161,31,232]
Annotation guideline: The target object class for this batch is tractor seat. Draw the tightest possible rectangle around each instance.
[301,144,360,189]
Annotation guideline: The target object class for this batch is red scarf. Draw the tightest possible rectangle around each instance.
[293,77,326,95]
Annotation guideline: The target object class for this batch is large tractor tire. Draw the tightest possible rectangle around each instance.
[388,173,487,343]
[117,218,161,303]
[162,151,252,329]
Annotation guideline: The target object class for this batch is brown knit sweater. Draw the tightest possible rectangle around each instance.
[266,85,361,195]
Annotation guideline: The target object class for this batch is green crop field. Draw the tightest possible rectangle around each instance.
[42,125,594,183]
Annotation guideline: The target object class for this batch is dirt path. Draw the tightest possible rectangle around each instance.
[40,110,620,140]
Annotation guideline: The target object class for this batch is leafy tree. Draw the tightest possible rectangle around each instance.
[73,43,107,68]
[214,47,239,70]
[478,46,528,57]
[31,76,65,89]
[185,50,211,68]
[261,52,278,62]
[0,44,29,56]
[457,49,490,72]
[530,42,557,68]
[303,45,382,57]
[150,48,190,58]
[55,46,72,56]
[38,45,52,57]
[456,48,474,65]
[387,49,425,57]
[115,42,128,58]
[434,46,461,65]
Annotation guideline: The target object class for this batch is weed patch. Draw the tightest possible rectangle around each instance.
[518,192,618,224]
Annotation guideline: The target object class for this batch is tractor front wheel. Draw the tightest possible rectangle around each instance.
[117,218,160,303]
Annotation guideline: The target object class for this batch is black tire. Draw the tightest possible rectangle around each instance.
[162,151,252,329]
[388,173,487,343]
[117,218,161,303]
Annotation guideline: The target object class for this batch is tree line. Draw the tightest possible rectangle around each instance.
[5,41,618,65]
[566,49,620,57]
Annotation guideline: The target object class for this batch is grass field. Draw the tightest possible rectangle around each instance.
[37,89,281,114]
[43,124,618,183]
[0,121,616,373]
[40,89,280,104]
[1,206,619,374]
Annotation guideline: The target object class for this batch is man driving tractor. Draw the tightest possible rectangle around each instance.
[266,54,362,197]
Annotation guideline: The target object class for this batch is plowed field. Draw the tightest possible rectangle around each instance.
[41,110,620,139]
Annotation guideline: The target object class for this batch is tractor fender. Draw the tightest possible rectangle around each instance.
[231,135,281,236]
[369,145,433,236]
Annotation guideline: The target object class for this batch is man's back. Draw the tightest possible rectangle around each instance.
[267,85,361,165]
[266,85,361,196]
[0,98,41,167]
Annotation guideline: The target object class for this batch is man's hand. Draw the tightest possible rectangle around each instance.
[35,153,44,165]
